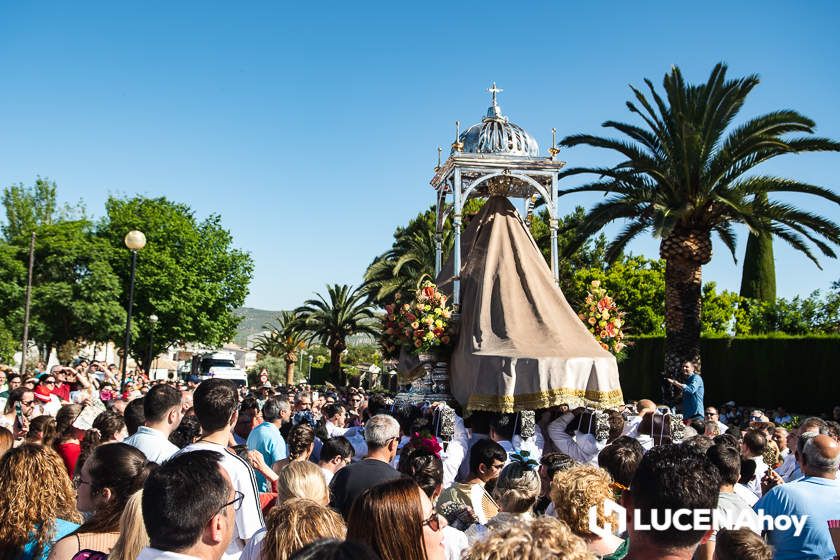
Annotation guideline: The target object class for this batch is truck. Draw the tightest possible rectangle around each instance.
[189,351,248,387]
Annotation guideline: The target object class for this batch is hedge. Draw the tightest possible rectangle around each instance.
[619,335,840,414]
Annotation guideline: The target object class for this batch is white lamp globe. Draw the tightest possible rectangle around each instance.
[124,230,147,251]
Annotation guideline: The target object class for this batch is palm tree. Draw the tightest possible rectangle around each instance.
[251,311,307,385]
[364,227,453,304]
[557,63,840,375]
[295,284,379,385]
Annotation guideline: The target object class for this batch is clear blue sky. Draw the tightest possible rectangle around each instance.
[1,1,838,311]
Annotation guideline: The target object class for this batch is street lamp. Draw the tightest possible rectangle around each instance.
[120,230,146,392]
[147,313,159,378]
[307,354,313,384]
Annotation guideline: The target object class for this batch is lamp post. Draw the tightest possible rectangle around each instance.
[147,313,158,378]
[120,230,146,392]
[307,355,313,385]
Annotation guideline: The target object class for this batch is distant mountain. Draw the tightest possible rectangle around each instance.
[233,307,283,347]
[232,307,378,348]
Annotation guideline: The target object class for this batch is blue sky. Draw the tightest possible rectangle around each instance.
[1,1,838,311]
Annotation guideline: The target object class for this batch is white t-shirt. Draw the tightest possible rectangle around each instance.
[734,483,759,507]
[442,525,468,560]
[748,456,769,498]
[178,440,265,560]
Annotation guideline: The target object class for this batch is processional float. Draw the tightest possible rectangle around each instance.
[397,84,623,413]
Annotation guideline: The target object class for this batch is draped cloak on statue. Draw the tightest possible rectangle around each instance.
[435,196,624,412]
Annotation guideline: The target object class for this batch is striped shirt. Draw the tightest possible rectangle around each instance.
[177,440,265,560]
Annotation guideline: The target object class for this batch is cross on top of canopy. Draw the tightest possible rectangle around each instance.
[430,84,567,300]
[431,83,565,202]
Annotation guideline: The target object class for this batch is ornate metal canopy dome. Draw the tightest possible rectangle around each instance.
[455,83,540,157]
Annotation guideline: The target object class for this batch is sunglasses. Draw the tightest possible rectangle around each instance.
[421,510,442,532]
[20,400,35,406]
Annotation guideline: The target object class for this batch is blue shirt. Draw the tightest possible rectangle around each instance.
[246,421,287,492]
[680,373,704,419]
[755,476,840,560]
[124,426,180,465]
[22,518,79,560]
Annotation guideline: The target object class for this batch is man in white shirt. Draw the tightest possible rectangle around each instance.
[741,429,768,498]
[178,379,264,560]
[139,449,235,560]
[547,408,607,466]
[317,436,354,485]
[489,413,544,465]
[124,383,183,464]
[322,403,349,438]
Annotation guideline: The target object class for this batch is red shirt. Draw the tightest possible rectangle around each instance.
[52,383,71,402]
[56,442,82,477]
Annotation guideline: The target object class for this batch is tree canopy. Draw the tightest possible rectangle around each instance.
[98,195,254,362]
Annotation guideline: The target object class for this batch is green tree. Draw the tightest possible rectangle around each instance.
[557,63,840,375]
[98,196,254,362]
[739,193,777,302]
[364,200,485,306]
[2,178,58,240]
[251,311,307,385]
[0,242,25,361]
[247,357,286,386]
[573,256,666,335]
[19,220,125,357]
[295,284,379,385]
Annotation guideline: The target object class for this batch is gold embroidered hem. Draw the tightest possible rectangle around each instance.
[466,387,625,413]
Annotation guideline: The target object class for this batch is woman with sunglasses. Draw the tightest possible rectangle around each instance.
[35,375,62,416]
[347,477,446,560]
[49,443,155,560]
[399,443,468,560]
[0,387,36,439]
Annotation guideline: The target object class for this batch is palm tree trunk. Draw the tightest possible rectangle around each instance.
[329,346,344,385]
[285,361,295,386]
[663,256,703,375]
[660,229,711,401]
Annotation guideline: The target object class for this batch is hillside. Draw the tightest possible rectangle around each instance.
[233,307,283,347]
[233,307,378,348]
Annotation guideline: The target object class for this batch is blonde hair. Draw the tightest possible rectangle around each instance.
[550,464,617,537]
[108,490,149,560]
[0,444,82,560]
[263,498,346,560]
[276,460,329,505]
[465,517,593,560]
[492,461,541,514]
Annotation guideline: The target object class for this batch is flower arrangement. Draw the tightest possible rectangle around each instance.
[406,430,443,457]
[578,280,627,356]
[380,281,456,358]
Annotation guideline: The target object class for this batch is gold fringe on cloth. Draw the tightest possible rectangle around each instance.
[466,387,626,413]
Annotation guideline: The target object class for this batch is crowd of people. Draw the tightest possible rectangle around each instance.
[0,359,839,560]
